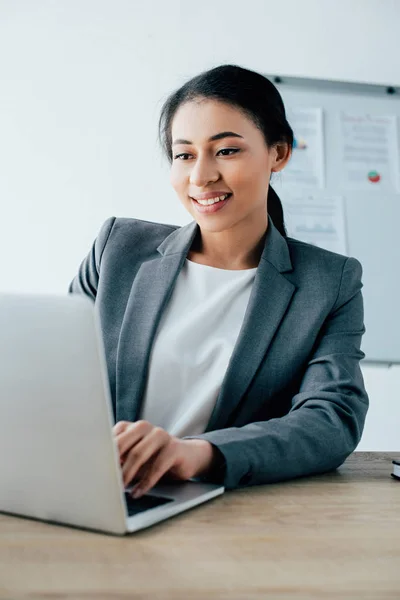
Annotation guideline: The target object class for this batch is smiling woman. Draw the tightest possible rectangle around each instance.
[69,64,368,496]
[159,68,293,270]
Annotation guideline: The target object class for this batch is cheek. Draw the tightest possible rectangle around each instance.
[169,168,182,192]
[230,172,260,193]
[170,162,190,190]
[227,157,265,191]
[234,162,269,193]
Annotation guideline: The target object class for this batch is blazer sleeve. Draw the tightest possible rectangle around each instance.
[184,256,369,490]
[68,217,116,299]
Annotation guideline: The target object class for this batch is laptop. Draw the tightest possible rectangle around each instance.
[0,292,224,535]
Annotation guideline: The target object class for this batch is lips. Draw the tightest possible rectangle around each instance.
[190,192,232,201]
[191,194,232,214]
[191,193,232,203]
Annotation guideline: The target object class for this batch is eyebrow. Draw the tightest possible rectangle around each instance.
[172,131,244,146]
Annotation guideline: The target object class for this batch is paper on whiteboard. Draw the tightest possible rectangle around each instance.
[281,107,325,188]
[282,192,348,255]
[339,112,399,192]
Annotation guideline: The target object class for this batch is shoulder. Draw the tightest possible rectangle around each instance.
[286,236,362,275]
[91,216,180,271]
[97,215,179,249]
[107,216,179,237]
[285,236,363,309]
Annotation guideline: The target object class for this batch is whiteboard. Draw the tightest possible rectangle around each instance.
[266,75,400,364]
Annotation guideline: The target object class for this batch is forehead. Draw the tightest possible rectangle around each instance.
[171,99,255,139]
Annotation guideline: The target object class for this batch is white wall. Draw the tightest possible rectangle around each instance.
[0,0,399,450]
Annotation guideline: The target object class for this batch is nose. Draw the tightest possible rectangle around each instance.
[189,155,219,187]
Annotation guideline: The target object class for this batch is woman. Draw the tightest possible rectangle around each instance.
[69,64,369,499]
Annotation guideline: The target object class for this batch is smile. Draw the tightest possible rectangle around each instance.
[192,193,231,206]
[191,194,232,214]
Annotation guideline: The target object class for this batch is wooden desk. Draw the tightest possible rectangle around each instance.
[0,452,399,600]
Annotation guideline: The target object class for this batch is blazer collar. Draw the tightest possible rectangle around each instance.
[157,215,293,273]
[115,216,295,430]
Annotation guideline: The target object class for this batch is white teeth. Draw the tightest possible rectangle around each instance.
[196,194,229,205]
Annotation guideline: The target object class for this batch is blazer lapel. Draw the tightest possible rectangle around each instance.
[204,253,295,432]
[115,221,198,422]
[115,216,295,429]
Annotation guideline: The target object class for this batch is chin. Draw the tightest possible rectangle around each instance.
[196,221,234,233]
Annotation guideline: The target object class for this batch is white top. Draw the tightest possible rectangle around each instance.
[138,258,258,437]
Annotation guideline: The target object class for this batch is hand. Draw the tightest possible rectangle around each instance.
[112,420,216,498]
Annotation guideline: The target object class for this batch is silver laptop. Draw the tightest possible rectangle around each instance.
[0,292,224,535]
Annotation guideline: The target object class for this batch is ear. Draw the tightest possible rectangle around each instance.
[270,143,292,173]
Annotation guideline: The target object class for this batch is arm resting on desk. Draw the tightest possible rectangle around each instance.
[184,258,369,490]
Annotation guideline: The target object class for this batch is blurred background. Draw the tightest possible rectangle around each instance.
[0,0,399,451]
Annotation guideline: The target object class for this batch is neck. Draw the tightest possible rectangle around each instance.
[189,213,269,270]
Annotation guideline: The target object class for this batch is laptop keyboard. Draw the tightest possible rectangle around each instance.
[124,492,173,516]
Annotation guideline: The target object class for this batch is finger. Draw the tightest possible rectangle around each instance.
[125,462,148,486]
[132,449,176,498]
[116,420,153,457]
[119,450,129,466]
[112,421,130,435]
[121,427,169,486]
[122,427,169,487]
[130,464,177,489]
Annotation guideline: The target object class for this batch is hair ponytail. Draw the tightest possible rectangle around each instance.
[268,185,287,238]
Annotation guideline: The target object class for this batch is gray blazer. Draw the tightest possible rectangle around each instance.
[68,215,369,490]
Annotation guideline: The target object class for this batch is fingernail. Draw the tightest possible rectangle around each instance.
[132,488,143,498]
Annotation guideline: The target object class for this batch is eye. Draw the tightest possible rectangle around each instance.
[173,153,192,160]
[173,148,240,160]
[217,148,240,156]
